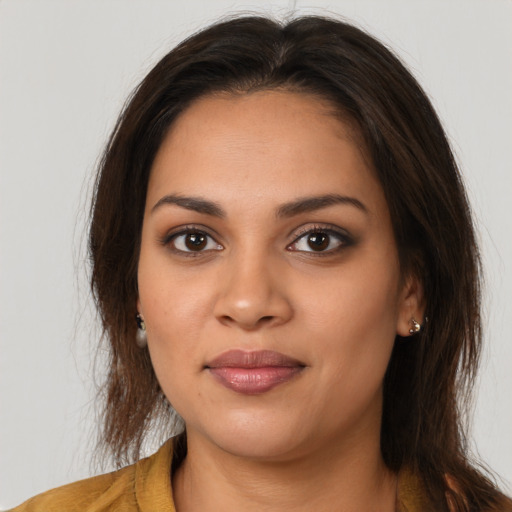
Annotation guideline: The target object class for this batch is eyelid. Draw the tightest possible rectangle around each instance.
[158,222,353,255]
[159,224,223,254]
[287,223,354,254]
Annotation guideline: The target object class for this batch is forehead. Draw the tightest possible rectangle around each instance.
[147,90,385,217]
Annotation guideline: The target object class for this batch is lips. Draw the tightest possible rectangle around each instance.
[205,349,305,395]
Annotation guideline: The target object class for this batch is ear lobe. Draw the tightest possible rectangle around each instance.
[396,275,425,337]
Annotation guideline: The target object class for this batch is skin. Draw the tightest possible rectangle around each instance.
[137,90,423,511]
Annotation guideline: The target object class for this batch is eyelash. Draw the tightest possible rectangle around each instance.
[160,225,222,257]
[160,224,353,257]
[287,224,353,256]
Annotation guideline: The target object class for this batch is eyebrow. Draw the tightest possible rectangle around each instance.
[276,194,368,218]
[151,194,226,217]
[151,193,367,218]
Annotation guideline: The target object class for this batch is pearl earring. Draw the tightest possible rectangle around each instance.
[135,313,147,348]
[409,318,421,335]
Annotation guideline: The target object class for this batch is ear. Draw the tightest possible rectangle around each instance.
[396,274,425,337]
[136,297,143,317]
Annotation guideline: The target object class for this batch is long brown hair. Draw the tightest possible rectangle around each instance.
[89,15,511,510]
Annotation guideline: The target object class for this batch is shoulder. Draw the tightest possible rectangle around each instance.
[398,468,512,512]
[397,467,434,512]
[445,474,512,512]
[8,440,175,512]
[8,465,136,512]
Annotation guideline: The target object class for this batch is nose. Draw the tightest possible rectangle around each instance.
[213,253,293,330]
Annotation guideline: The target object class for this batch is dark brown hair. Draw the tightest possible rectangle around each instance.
[89,15,511,511]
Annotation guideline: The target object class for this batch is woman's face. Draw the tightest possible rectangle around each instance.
[137,91,421,460]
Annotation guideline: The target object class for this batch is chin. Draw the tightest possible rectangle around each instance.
[215,431,307,461]
[188,410,313,462]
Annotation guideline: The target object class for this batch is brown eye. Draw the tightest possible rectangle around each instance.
[169,230,223,254]
[307,233,330,251]
[288,227,351,254]
[185,233,207,251]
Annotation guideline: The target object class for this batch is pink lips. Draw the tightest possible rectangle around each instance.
[205,350,304,395]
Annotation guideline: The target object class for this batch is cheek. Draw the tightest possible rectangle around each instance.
[302,261,400,336]
[298,252,400,375]
[140,277,210,409]
[137,255,216,387]
[138,247,212,330]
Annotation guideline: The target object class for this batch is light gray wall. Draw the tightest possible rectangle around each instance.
[1,0,511,508]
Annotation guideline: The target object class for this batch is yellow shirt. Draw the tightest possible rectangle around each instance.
[10,439,431,511]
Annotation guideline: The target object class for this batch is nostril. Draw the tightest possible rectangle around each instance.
[255,315,277,327]
[218,314,276,330]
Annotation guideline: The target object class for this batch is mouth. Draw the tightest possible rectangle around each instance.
[205,349,305,395]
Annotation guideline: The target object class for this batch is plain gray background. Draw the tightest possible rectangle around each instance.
[1,0,511,508]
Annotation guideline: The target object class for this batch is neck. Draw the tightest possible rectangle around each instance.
[172,431,397,512]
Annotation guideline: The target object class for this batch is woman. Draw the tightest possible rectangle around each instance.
[11,14,512,512]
